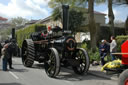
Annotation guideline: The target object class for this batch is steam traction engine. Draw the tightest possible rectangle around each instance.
[21,5,90,77]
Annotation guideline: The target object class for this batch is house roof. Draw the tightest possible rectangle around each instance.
[0,16,8,21]
[40,8,106,23]
[94,11,106,15]
[84,8,106,15]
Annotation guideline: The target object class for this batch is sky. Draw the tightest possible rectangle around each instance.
[0,0,128,23]
[0,0,52,20]
[94,2,128,23]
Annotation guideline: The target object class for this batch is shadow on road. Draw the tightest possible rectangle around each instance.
[89,70,118,80]
[0,83,22,85]
[32,63,112,81]
[56,73,111,82]
[32,63,44,69]
[9,68,29,73]
[13,64,23,66]
[56,68,111,81]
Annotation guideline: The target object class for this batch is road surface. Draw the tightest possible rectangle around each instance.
[0,57,117,85]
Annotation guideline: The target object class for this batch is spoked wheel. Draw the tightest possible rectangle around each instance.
[72,48,90,75]
[22,39,35,67]
[118,69,128,85]
[44,48,60,78]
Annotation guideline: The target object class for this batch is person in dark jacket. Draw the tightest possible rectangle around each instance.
[99,40,109,66]
[5,39,14,69]
[0,43,2,57]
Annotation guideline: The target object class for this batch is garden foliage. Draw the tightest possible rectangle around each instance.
[16,24,46,47]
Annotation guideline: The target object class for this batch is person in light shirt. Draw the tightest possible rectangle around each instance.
[110,36,117,61]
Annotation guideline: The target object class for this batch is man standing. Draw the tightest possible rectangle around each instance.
[110,36,117,61]
[7,39,16,69]
[99,40,109,65]
[5,39,14,69]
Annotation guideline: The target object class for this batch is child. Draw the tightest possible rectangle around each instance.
[1,44,9,71]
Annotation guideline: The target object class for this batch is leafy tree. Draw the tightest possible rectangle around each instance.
[108,0,115,36]
[125,17,128,34]
[68,8,86,33]
[79,0,97,52]
[0,28,11,41]
[48,0,86,33]
[9,17,28,28]
[126,0,128,4]
[48,0,81,8]
[113,0,128,4]
[114,20,125,27]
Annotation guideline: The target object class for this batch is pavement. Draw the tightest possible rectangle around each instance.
[89,64,119,81]
[0,57,118,85]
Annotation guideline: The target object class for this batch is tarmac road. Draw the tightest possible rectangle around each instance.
[0,57,117,85]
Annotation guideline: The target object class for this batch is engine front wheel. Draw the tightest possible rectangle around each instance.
[22,39,35,67]
[44,48,60,78]
[72,48,90,75]
[118,69,128,85]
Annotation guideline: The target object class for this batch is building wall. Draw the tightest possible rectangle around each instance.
[94,14,105,25]
[0,20,7,23]
[84,14,105,25]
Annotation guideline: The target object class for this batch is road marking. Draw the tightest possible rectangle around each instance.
[9,71,19,79]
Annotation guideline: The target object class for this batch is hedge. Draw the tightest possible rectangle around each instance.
[16,24,46,47]
[116,35,128,52]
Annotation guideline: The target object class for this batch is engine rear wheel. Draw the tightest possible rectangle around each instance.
[118,69,128,85]
[44,48,60,77]
[72,48,90,75]
[22,39,35,67]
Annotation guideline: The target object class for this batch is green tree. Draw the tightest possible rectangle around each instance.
[88,0,115,51]
[68,8,86,33]
[125,17,128,34]
[108,0,115,36]
[9,17,28,28]
[88,0,97,52]
[114,0,128,4]
[48,0,86,33]
[0,28,11,41]
[79,0,97,52]
[126,0,128,4]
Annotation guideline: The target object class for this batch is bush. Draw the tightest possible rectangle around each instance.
[88,48,100,63]
[80,42,100,63]
[16,24,46,47]
[116,35,128,52]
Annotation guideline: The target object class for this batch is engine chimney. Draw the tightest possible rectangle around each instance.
[12,28,15,39]
[62,5,69,31]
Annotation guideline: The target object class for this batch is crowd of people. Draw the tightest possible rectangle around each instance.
[0,39,15,71]
[99,36,117,66]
